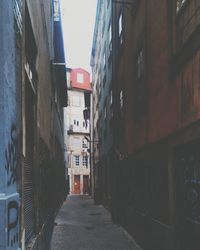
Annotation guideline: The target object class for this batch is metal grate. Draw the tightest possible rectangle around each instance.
[24,158,35,245]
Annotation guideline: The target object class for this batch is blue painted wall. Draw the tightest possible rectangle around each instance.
[0,1,20,249]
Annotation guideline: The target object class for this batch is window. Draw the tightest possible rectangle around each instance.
[108,23,112,52]
[74,155,80,166]
[54,0,60,21]
[176,0,187,12]
[104,99,107,120]
[118,12,123,44]
[110,89,113,118]
[136,47,145,80]
[103,51,106,69]
[110,90,113,105]
[108,23,112,65]
[134,41,146,118]
[102,20,106,37]
[77,73,84,83]
[120,90,123,111]
[103,50,106,86]
[176,0,200,48]
[82,140,88,148]
[82,156,88,167]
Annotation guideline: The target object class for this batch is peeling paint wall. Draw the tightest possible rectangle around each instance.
[0,1,21,249]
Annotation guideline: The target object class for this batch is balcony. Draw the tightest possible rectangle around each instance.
[67,124,90,134]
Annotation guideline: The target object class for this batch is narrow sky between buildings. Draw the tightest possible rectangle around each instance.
[60,0,97,73]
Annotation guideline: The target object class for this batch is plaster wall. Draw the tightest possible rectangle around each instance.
[0,1,20,249]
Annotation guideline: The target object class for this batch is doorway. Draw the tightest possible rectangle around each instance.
[83,175,89,194]
[74,175,80,194]
[174,139,200,250]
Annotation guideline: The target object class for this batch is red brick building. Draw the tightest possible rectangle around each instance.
[111,0,200,249]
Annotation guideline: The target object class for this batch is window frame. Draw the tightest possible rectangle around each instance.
[82,155,88,167]
[74,155,80,166]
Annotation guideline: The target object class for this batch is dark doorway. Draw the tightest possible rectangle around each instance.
[83,175,89,194]
[174,139,200,250]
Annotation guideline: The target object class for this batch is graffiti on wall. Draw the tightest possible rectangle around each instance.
[7,200,19,247]
[5,124,20,186]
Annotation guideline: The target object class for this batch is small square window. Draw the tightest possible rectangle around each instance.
[77,73,84,83]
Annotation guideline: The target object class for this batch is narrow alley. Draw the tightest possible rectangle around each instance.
[51,195,142,250]
[1,0,200,249]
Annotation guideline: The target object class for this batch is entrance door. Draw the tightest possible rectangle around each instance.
[174,140,200,250]
[74,175,80,194]
[83,175,89,194]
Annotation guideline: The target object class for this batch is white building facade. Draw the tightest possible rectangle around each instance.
[64,68,91,194]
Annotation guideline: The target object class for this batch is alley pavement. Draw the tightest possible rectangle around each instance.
[51,195,142,250]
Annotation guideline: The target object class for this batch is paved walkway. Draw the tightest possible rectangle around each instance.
[50,195,142,250]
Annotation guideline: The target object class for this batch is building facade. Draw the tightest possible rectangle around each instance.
[90,0,113,206]
[91,0,200,250]
[0,0,67,249]
[64,68,91,195]
[0,1,22,249]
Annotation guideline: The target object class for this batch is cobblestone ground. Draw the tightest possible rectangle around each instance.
[50,195,142,250]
